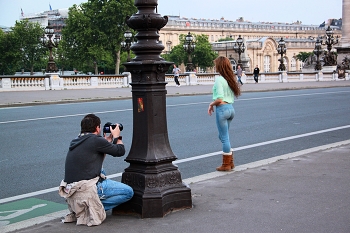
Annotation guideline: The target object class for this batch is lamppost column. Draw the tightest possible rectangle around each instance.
[183,32,196,72]
[41,23,60,73]
[277,37,287,71]
[233,35,245,68]
[113,0,192,218]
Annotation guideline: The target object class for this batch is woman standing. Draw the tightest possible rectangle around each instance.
[208,56,241,171]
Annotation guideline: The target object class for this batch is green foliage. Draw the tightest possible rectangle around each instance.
[166,34,217,72]
[61,0,137,74]
[12,20,46,74]
[0,20,45,75]
[296,52,314,62]
[0,29,20,74]
[217,36,234,42]
[192,34,218,70]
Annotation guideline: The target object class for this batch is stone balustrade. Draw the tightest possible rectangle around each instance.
[0,71,348,91]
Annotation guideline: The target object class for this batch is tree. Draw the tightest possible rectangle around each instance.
[217,36,234,42]
[12,20,46,75]
[192,34,218,70]
[296,52,314,63]
[166,34,217,72]
[62,0,137,74]
[0,29,21,75]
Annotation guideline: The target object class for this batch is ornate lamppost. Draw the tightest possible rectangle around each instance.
[277,37,287,71]
[183,32,196,72]
[113,0,192,218]
[321,25,339,66]
[41,23,60,73]
[313,37,323,71]
[121,30,133,62]
[233,35,245,67]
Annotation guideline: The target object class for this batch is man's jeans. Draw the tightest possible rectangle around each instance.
[96,179,134,211]
[174,75,180,85]
[237,76,243,84]
[215,104,235,153]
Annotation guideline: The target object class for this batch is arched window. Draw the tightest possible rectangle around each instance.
[230,59,237,71]
[290,57,296,71]
[264,56,270,72]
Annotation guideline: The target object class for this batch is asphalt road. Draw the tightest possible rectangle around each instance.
[1,87,350,205]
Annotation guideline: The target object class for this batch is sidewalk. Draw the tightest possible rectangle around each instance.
[7,141,350,233]
[1,81,350,107]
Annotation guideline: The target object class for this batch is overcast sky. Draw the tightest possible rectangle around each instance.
[0,0,342,27]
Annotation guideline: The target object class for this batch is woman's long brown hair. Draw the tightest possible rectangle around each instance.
[214,56,241,97]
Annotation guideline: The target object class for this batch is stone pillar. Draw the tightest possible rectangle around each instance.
[341,0,350,47]
[336,0,350,63]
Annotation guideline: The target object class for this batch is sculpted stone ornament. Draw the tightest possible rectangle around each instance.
[323,51,338,66]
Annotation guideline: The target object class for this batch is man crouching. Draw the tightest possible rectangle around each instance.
[59,113,133,226]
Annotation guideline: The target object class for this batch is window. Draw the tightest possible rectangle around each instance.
[290,58,296,71]
[264,56,270,72]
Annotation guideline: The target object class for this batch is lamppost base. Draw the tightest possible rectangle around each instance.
[112,163,192,218]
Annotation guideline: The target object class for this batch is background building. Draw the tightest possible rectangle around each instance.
[20,9,342,72]
[159,16,342,72]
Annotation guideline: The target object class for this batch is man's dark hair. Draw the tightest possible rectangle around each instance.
[81,114,101,133]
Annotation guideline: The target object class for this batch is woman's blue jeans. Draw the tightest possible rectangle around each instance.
[215,104,235,153]
[96,179,134,211]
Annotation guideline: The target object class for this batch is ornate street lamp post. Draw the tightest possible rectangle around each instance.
[277,37,287,71]
[321,25,339,66]
[183,32,196,72]
[233,35,245,67]
[113,0,192,218]
[41,23,60,73]
[313,37,323,71]
[121,30,133,62]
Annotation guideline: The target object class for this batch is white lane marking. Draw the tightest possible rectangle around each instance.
[1,125,349,204]
[1,90,349,124]
[175,125,350,164]
[0,106,33,110]
[0,109,132,124]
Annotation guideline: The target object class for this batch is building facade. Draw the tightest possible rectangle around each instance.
[19,9,342,73]
[159,16,342,72]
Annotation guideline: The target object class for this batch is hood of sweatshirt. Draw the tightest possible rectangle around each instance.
[69,133,95,151]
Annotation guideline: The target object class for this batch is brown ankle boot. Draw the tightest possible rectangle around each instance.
[230,152,235,169]
[216,154,232,171]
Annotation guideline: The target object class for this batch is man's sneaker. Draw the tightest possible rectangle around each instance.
[62,212,77,223]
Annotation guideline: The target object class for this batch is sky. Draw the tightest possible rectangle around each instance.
[0,0,342,27]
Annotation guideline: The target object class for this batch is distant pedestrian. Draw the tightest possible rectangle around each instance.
[208,56,241,172]
[253,65,260,83]
[236,65,243,85]
[172,64,181,87]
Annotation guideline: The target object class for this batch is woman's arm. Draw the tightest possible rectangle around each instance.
[208,98,224,116]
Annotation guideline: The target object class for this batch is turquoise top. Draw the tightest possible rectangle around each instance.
[212,75,234,103]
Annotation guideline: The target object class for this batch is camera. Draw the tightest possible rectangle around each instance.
[103,122,123,134]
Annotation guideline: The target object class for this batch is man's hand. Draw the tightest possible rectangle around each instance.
[110,123,121,139]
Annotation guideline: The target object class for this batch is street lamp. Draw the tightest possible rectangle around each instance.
[183,32,196,72]
[313,37,322,71]
[233,35,245,67]
[41,23,60,73]
[277,37,287,71]
[321,25,339,66]
[121,30,134,62]
[113,0,192,218]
